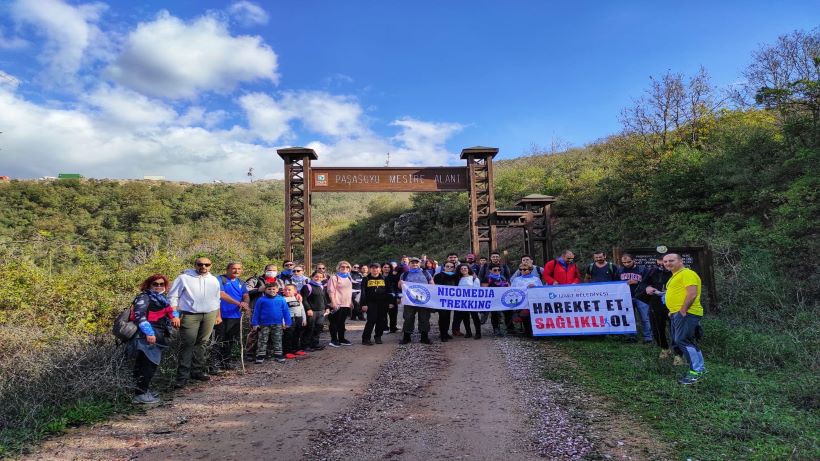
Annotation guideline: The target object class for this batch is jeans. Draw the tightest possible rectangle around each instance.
[633,298,653,341]
[670,313,705,373]
[257,324,283,358]
[177,310,218,381]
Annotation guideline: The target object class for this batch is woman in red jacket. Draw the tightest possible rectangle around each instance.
[543,250,581,285]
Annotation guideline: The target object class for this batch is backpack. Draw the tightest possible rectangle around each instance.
[112,305,138,342]
[587,262,616,278]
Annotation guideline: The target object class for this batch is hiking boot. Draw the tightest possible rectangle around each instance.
[658,349,671,359]
[362,339,374,346]
[255,356,265,364]
[191,373,211,382]
[464,332,473,338]
[420,334,432,345]
[132,393,160,404]
[339,339,353,346]
[678,370,702,385]
[399,334,412,345]
[673,355,685,366]
[474,333,482,340]
[374,337,383,344]
[440,335,449,342]
[443,333,453,340]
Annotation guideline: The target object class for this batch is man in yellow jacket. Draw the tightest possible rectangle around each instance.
[662,253,706,385]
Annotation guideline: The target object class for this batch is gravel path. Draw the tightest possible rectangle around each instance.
[23,312,670,460]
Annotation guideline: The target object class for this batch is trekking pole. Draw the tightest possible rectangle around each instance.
[239,311,246,374]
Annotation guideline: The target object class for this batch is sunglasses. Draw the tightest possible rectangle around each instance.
[151,281,165,287]
[491,269,501,272]
[294,269,303,272]
[317,267,326,270]
[196,262,212,267]
[519,268,531,272]
[340,265,351,268]
[284,263,294,267]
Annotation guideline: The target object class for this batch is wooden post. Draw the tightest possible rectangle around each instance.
[277,147,318,271]
[461,147,498,257]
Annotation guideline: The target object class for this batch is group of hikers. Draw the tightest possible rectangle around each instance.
[126,248,706,404]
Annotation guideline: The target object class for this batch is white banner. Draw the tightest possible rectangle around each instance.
[527,282,637,336]
[401,283,528,312]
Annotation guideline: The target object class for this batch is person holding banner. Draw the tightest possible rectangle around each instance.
[456,264,483,339]
[662,253,706,385]
[399,257,434,344]
[433,262,459,342]
[512,263,542,337]
[619,254,653,344]
[543,250,581,285]
[484,264,511,337]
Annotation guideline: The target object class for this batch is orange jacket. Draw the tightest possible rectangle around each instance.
[543,259,581,285]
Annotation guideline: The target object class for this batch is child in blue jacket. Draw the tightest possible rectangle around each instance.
[251,284,292,363]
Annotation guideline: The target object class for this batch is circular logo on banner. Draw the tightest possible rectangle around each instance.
[501,289,527,308]
[407,285,431,304]
[548,292,558,300]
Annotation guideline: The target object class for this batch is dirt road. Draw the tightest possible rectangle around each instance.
[26,314,669,460]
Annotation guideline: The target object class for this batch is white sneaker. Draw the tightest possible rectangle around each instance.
[132,393,159,404]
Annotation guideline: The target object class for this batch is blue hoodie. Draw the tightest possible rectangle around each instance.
[251,294,292,327]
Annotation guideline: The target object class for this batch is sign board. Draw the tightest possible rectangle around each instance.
[401,283,528,312]
[613,246,718,312]
[527,282,637,336]
[312,167,469,192]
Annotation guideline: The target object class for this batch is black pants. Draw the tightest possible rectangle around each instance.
[454,312,481,335]
[491,311,514,331]
[452,311,466,333]
[303,310,325,347]
[134,351,158,395]
[328,307,350,341]
[283,316,304,353]
[648,297,670,349]
[212,317,241,367]
[133,326,167,394]
[437,309,451,338]
[362,302,388,341]
[388,297,399,331]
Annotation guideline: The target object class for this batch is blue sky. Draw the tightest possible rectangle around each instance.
[0,1,817,181]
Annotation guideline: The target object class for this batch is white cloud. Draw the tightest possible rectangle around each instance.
[228,1,269,27]
[11,0,106,77]
[107,11,278,99]
[83,84,178,128]
[0,70,21,89]
[0,87,279,182]
[240,91,365,143]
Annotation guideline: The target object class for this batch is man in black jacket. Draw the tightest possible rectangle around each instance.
[360,263,392,345]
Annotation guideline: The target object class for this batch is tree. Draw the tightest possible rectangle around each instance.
[620,68,716,153]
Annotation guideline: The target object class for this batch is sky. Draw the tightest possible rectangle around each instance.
[0,1,817,182]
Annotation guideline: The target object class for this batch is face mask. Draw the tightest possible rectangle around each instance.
[281,269,293,276]
[488,272,502,280]
[444,271,455,276]
[337,272,349,278]
[408,268,421,273]
[265,270,277,278]
[150,287,165,294]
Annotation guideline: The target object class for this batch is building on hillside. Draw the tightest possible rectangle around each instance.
[143,175,165,180]
[57,173,83,179]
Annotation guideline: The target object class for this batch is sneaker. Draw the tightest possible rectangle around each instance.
[328,341,341,348]
[464,332,473,338]
[443,334,453,340]
[658,349,671,359]
[374,337,383,344]
[673,355,685,366]
[339,339,353,346]
[295,350,307,356]
[312,344,326,351]
[191,373,211,382]
[678,370,702,385]
[399,334,412,345]
[132,393,159,404]
[420,335,432,345]
[474,333,482,340]
[362,340,374,346]
[273,354,286,363]
[255,356,265,364]
[285,353,297,359]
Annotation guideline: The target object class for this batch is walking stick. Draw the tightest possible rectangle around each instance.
[239,310,246,374]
